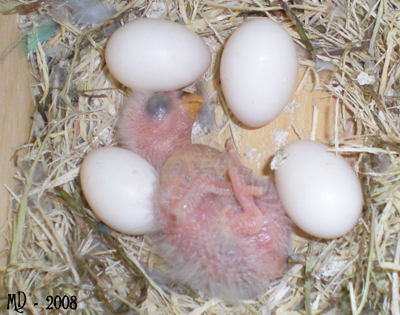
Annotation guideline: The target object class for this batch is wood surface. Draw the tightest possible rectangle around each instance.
[0,13,32,265]
[237,67,336,175]
[199,67,336,176]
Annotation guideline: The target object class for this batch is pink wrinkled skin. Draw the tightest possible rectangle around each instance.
[117,91,292,301]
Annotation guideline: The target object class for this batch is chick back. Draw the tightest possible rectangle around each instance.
[151,143,292,301]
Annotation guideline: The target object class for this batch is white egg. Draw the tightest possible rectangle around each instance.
[220,18,298,128]
[274,140,364,239]
[80,147,158,235]
[105,18,211,92]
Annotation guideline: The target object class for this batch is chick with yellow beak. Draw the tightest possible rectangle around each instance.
[118,91,204,171]
[117,90,291,302]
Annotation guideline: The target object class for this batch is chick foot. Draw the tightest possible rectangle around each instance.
[226,167,265,235]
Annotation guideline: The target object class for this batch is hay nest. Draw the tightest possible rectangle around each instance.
[1,0,399,314]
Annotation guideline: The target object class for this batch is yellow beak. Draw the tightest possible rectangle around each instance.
[178,92,205,119]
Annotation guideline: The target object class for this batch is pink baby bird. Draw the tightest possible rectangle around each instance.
[117,91,292,301]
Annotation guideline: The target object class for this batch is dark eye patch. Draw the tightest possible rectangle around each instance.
[146,94,171,119]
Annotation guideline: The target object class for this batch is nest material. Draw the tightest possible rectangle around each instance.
[1,0,400,314]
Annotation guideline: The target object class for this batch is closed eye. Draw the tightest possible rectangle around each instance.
[146,94,172,120]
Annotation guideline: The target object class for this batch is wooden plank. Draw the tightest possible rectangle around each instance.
[0,13,32,266]
[236,67,336,175]
[197,67,336,176]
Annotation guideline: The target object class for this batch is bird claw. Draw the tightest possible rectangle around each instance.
[226,167,265,236]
